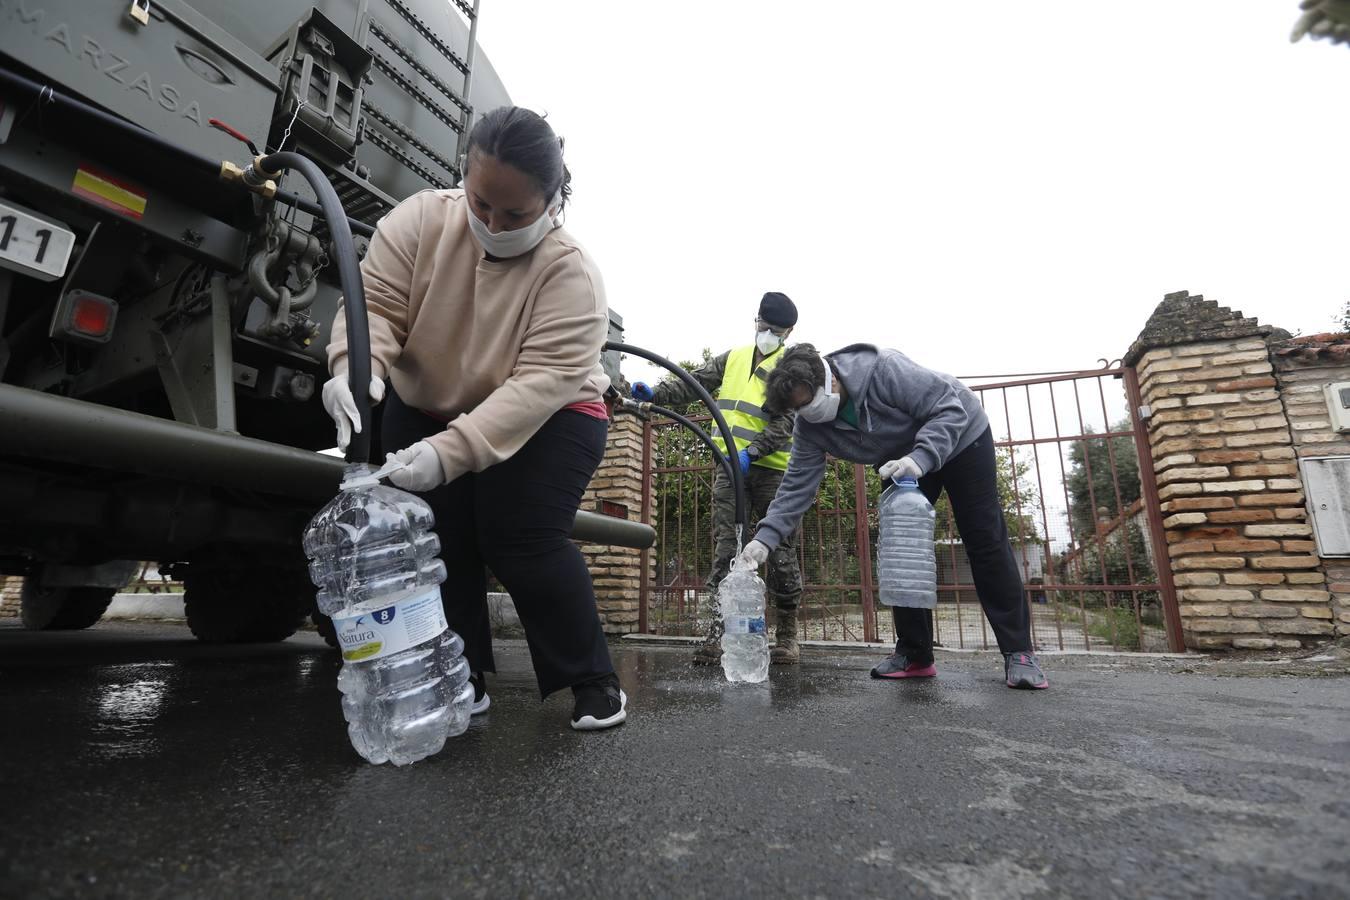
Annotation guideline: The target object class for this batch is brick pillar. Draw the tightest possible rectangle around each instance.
[1271,333,1350,640]
[0,576,22,618]
[1125,291,1332,650]
[580,415,655,634]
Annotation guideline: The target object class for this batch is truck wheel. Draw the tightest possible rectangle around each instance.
[20,581,116,630]
[184,566,309,644]
[311,610,338,649]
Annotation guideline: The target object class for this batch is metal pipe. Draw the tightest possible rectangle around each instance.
[604,342,747,532]
[0,384,341,499]
[0,65,220,181]
[456,0,481,163]
[852,463,877,642]
[273,189,376,238]
[0,385,655,549]
[574,509,654,549]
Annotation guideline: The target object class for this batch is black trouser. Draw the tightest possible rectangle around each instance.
[891,426,1032,661]
[382,389,614,698]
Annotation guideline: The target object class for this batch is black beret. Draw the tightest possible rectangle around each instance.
[758,292,797,328]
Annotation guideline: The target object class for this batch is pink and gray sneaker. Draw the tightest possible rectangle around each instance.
[870,653,937,679]
[1004,652,1049,689]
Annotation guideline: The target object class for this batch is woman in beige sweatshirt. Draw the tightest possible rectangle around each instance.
[322,107,625,731]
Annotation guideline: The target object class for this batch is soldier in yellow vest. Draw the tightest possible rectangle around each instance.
[631,292,804,664]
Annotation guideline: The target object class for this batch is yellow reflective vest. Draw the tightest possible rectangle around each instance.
[712,344,791,471]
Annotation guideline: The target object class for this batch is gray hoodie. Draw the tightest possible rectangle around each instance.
[754,344,990,550]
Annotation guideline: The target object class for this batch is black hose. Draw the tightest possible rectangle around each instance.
[634,402,735,484]
[604,342,746,532]
[257,152,372,463]
[0,65,378,240]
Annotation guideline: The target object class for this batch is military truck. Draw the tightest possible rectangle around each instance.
[0,0,643,642]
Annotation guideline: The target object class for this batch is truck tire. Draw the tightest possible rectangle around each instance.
[20,581,116,630]
[184,565,309,644]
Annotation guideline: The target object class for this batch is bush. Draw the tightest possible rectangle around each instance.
[1087,606,1141,652]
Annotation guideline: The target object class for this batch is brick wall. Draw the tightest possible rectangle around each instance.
[1126,292,1336,650]
[579,415,656,634]
[1271,333,1350,639]
[0,576,20,618]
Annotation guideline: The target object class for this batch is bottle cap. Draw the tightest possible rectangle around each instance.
[892,476,919,487]
[340,455,407,490]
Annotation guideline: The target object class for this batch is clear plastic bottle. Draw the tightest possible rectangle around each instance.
[719,561,769,683]
[877,476,938,609]
[303,462,473,765]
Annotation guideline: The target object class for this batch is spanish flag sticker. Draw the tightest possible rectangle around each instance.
[72,166,147,220]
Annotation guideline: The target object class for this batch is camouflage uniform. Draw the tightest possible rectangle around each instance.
[650,349,803,659]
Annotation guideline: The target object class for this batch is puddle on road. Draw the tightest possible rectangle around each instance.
[89,663,177,759]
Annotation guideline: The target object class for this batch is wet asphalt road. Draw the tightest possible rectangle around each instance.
[1,621,1348,899]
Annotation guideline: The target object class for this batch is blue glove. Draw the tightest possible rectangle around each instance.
[631,382,654,402]
[737,449,752,474]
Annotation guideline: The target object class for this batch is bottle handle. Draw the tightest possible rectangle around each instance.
[339,454,408,490]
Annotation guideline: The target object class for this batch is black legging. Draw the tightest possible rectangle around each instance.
[891,426,1033,660]
[382,389,614,697]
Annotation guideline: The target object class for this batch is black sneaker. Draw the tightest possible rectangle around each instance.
[870,651,937,680]
[570,673,628,731]
[469,671,490,715]
[1004,651,1049,689]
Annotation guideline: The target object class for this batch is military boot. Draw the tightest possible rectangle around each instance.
[770,607,800,665]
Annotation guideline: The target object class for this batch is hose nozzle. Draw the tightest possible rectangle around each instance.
[219,159,277,199]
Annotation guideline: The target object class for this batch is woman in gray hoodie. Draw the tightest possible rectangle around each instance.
[735,344,1048,689]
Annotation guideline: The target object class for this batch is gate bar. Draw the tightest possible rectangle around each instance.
[1123,366,1186,652]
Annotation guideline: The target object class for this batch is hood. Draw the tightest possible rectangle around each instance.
[824,343,883,425]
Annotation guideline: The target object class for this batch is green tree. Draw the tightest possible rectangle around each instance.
[1065,420,1141,539]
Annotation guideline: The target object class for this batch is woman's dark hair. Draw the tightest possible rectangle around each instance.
[764,344,827,415]
[464,106,572,210]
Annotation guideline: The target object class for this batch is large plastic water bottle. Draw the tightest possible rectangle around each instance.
[303,462,473,765]
[877,476,938,608]
[719,560,769,683]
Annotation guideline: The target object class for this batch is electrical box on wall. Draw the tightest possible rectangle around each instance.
[1300,456,1350,557]
[1326,382,1350,433]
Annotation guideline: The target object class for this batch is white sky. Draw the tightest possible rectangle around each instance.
[478,2,1349,388]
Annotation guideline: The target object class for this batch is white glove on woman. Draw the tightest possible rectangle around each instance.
[387,441,445,492]
[879,456,923,482]
[321,374,386,451]
[735,540,770,570]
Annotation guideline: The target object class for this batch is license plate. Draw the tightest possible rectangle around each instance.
[0,199,76,282]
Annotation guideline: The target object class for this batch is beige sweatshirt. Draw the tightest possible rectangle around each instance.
[328,188,610,482]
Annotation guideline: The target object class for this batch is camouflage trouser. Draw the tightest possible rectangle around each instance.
[707,465,802,614]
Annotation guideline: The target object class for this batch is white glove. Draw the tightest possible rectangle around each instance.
[735,539,770,570]
[321,373,386,451]
[879,456,923,482]
[386,441,445,492]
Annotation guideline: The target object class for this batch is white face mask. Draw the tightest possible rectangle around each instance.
[798,364,840,423]
[755,329,783,355]
[465,191,561,258]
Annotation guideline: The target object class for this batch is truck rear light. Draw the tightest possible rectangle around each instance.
[72,296,114,336]
[50,289,118,345]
